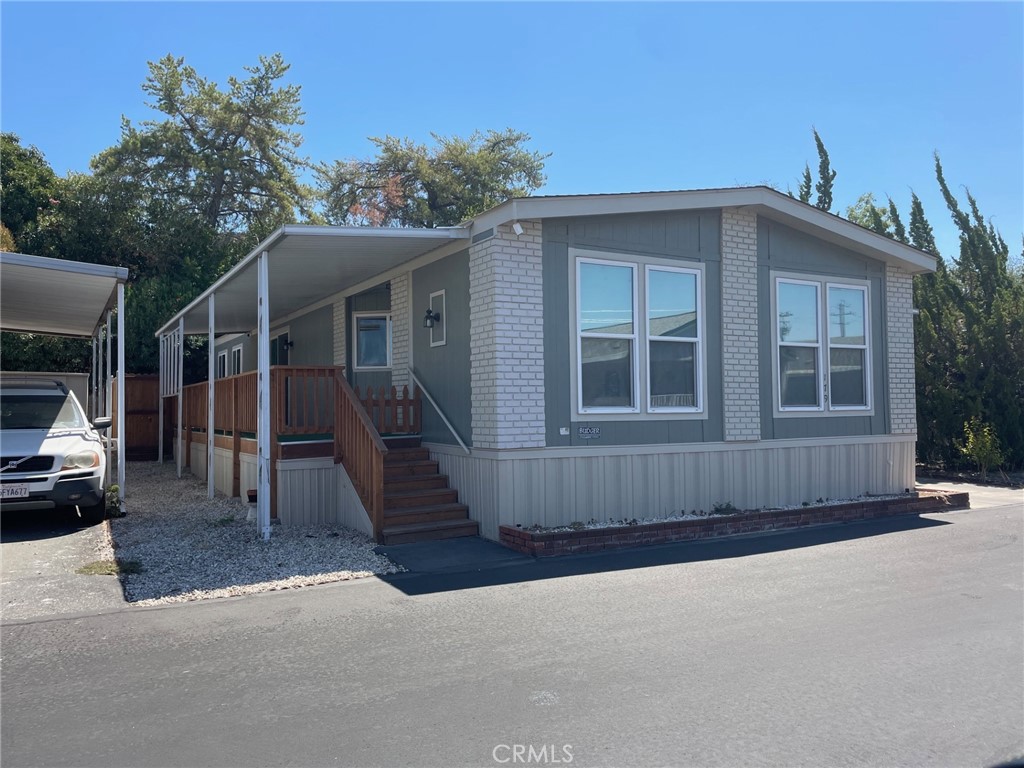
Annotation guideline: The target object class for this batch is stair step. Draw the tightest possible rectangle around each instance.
[385,487,458,509]
[384,447,430,463]
[381,518,480,545]
[383,474,449,492]
[382,436,422,450]
[383,460,440,478]
[384,503,470,527]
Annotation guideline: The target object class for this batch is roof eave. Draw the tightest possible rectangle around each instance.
[465,187,936,275]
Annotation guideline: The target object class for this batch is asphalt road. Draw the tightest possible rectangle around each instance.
[2,489,1021,768]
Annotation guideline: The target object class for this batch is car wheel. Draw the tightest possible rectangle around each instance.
[77,499,107,525]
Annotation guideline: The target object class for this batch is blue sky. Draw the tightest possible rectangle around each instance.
[2,1,1021,260]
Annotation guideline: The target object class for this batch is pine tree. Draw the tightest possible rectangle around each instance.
[813,129,836,211]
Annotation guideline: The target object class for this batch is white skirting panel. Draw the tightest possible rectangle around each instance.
[189,442,207,482]
[213,447,234,497]
[429,436,917,542]
[240,454,257,496]
[275,458,339,526]
[336,464,374,538]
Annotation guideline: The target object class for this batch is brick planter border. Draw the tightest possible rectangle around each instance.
[499,489,970,558]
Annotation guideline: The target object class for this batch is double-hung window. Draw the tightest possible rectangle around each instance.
[576,254,704,415]
[775,276,870,412]
[216,351,227,379]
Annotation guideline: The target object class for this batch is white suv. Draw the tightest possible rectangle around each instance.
[0,379,111,523]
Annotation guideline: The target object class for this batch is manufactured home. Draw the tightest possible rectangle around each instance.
[156,187,935,544]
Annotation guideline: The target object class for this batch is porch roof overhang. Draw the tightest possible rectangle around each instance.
[0,252,129,338]
[469,186,938,275]
[156,225,470,337]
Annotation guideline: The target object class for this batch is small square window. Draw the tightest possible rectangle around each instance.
[353,314,391,369]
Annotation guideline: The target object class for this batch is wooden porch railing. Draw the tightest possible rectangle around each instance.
[173,366,422,537]
[334,373,388,542]
[354,385,421,435]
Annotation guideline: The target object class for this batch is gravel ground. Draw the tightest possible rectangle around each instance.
[112,463,402,606]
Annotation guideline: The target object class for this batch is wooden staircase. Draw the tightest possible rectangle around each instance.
[380,436,478,545]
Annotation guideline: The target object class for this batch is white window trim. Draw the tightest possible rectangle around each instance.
[645,264,703,414]
[771,271,874,418]
[352,312,392,371]
[230,344,243,376]
[569,248,707,422]
[429,290,447,348]
[217,351,228,379]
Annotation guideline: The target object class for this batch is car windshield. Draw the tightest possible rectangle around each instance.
[0,394,86,430]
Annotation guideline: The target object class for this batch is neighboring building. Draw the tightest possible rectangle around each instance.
[157,187,935,543]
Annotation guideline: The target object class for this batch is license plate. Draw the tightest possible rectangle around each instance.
[1,484,29,499]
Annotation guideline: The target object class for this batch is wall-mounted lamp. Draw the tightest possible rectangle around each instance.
[423,308,441,329]
[511,221,525,236]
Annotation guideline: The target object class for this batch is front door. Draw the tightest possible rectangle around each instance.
[271,332,290,365]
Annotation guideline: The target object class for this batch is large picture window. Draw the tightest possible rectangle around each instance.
[353,313,391,370]
[774,276,870,412]
[575,255,703,415]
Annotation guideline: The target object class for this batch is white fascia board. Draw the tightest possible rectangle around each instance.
[0,251,129,282]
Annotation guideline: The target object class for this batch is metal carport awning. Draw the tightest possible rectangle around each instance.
[0,251,129,510]
[154,224,470,540]
[156,225,470,336]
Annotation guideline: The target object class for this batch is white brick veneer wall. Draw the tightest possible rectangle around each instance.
[720,207,761,441]
[886,265,917,434]
[469,221,545,449]
[389,273,410,391]
[332,299,346,367]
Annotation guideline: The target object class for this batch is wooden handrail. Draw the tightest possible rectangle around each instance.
[334,371,388,542]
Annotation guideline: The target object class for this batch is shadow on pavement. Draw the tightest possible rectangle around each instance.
[0,507,100,543]
[377,513,951,597]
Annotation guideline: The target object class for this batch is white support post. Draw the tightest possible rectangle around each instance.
[106,311,113,483]
[207,295,216,499]
[158,334,165,464]
[116,283,126,510]
[257,251,272,540]
[90,334,97,420]
[177,318,184,479]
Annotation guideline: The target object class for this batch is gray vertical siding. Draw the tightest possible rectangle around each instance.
[411,249,472,446]
[286,304,333,366]
[212,304,334,375]
[542,210,724,447]
[756,218,888,439]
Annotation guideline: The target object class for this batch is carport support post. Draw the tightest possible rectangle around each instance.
[256,251,271,540]
[207,295,215,499]
[177,319,184,479]
[106,310,112,484]
[158,334,164,464]
[90,334,97,420]
[116,282,125,509]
